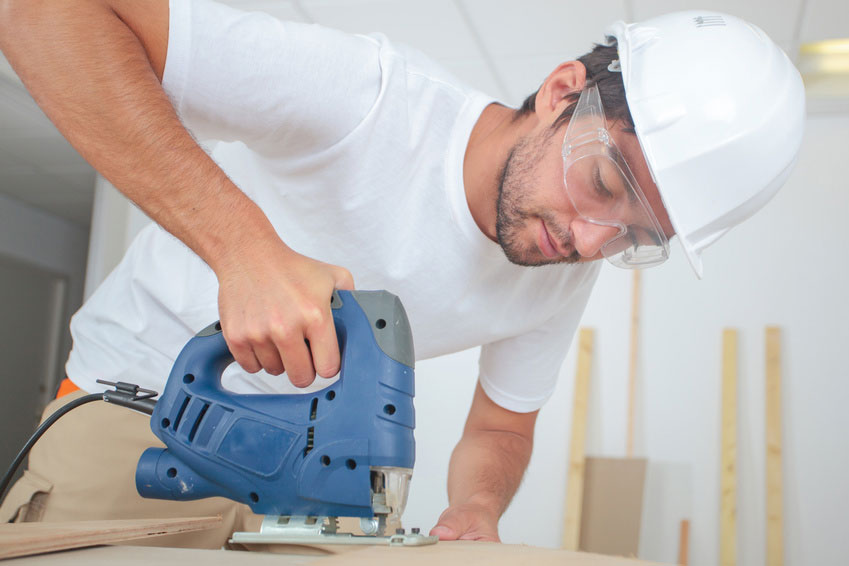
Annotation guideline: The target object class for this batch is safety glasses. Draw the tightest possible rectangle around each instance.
[561,84,670,268]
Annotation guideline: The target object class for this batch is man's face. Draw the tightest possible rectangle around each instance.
[495,120,674,267]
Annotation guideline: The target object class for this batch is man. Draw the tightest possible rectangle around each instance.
[0,0,804,546]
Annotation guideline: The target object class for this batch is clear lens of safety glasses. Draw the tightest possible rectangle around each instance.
[561,84,670,268]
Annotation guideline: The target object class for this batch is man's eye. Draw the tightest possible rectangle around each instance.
[627,225,662,247]
[593,167,612,199]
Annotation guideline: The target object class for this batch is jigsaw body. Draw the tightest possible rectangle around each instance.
[135,290,432,544]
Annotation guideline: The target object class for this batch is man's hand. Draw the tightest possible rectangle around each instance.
[430,502,500,542]
[216,239,354,388]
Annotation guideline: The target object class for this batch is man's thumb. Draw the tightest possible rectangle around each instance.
[430,524,459,540]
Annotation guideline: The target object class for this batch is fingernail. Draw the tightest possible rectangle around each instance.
[430,526,455,539]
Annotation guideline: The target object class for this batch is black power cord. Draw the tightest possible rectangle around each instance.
[0,380,158,506]
[0,393,102,502]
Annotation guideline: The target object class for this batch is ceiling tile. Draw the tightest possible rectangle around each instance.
[300,0,483,59]
[799,0,849,42]
[631,0,804,43]
[461,0,628,58]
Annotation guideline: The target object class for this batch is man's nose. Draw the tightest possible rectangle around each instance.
[570,218,621,258]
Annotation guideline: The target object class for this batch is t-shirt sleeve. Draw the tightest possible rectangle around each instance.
[163,0,382,155]
[478,264,600,413]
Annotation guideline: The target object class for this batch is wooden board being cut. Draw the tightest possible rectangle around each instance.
[4,541,666,566]
[320,540,664,566]
[0,516,221,560]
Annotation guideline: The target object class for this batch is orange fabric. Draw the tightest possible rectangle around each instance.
[55,378,80,399]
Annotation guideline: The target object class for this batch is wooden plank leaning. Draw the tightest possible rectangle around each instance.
[720,329,738,566]
[562,328,594,551]
[765,326,784,566]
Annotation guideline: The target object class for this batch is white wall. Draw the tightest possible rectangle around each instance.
[85,116,849,565]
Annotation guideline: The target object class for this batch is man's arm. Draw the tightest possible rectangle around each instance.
[430,382,538,541]
[0,0,352,386]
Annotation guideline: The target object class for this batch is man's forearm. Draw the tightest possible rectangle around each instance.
[431,384,537,541]
[446,428,533,519]
[0,0,283,273]
[1,1,358,382]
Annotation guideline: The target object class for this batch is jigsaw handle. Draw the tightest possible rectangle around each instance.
[178,289,415,394]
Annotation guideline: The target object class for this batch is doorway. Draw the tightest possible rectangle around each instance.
[0,254,68,475]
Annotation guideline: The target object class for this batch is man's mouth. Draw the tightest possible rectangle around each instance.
[538,221,561,259]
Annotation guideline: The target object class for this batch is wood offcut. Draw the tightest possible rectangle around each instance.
[0,516,222,560]
[677,519,690,566]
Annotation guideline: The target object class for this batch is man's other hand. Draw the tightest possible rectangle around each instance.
[430,503,500,542]
[216,240,355,388]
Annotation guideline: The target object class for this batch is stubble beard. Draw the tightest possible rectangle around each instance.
[495,132,581,267]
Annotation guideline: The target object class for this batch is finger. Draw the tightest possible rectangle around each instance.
[333,267,355,291]
[272,331,316,388]
[250,337,286,376]
[305,308,341,379]
[223,329,263,374]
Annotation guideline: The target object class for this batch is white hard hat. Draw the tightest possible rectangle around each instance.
[606,11,806,277]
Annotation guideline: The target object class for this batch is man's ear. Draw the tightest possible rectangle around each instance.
[534,61,587,120]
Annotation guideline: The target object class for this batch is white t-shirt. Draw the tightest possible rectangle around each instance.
[66,0,600,413]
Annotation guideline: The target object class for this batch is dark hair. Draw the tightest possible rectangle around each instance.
[515,40,634,131]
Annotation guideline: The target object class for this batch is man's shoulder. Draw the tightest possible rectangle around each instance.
[364,32,486,99]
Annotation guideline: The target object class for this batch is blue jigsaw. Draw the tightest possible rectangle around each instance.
[134,290,435,545]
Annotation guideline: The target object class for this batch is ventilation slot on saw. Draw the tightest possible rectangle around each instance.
[188,403,209,443]
[309,397,318,420]
[304,426,315,457]
[172,395,191,431]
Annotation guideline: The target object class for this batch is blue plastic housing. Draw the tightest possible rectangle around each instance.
[135,290,416,518]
